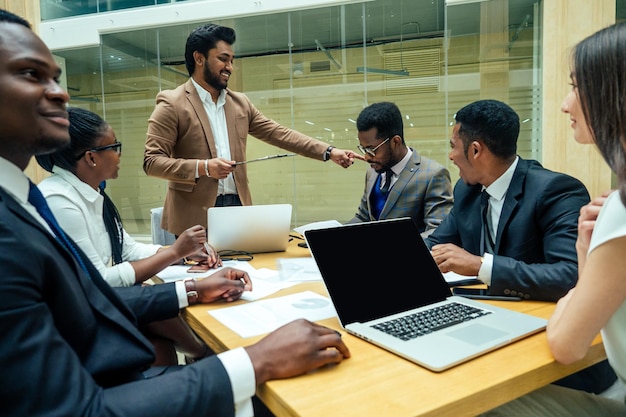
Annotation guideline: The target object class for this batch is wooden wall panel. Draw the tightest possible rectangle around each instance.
[542,0,615,198]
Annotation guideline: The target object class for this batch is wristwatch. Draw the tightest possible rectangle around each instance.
[323,146,335,161]
[184,279,199,305]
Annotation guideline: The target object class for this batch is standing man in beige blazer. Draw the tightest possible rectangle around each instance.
[144,23,363,236]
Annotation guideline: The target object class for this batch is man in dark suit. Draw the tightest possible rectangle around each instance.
[144,23,364,236]
[0,10,350,416]
[347,102,453,238]
[425,99,614,394]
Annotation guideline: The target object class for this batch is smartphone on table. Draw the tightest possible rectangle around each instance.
[452,287,522,301]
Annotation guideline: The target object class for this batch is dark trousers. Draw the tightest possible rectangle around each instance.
[215,194,242,207]
[554,359,617,394]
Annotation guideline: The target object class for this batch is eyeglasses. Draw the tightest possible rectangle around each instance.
[357,137,390,157]
[77,141,122,159]
[91,141,122,154]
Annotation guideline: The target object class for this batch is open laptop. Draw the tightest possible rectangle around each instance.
[304,218,547,372]
[207,204,292,253]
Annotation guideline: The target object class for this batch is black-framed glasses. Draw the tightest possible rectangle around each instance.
[76,141,122,159]
[357,137,390,157]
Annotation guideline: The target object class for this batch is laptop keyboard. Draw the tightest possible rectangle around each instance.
[372,302,492,341]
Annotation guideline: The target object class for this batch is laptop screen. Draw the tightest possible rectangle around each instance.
[305,218,452,325]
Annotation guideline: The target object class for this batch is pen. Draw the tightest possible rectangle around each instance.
[233,153,296,165]
[203,241,212,255]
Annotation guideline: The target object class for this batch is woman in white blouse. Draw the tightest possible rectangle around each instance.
[36,107,218,365]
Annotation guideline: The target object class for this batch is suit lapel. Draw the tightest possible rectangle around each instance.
[2,188,79,269]
[365,170,380,220]
[379,151,421,219]
[1,189,147,343]
[494,159,527,251]
[185,79,217,157]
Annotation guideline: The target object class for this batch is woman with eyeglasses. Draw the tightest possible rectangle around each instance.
[36,107,218,365]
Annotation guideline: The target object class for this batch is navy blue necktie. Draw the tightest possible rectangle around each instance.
[28,182,91,279]
[371,170,392,220]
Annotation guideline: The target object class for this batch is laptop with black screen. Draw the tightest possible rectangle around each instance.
[304,218,546,372]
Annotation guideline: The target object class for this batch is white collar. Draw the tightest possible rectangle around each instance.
[483,156,519,201]
[50,166,102,203]
[191,78,227,107]
[0,156,31,205]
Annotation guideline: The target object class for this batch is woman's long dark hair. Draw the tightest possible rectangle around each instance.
[573,22,626,207]
[99,182,124,265]
[35,107,124,264]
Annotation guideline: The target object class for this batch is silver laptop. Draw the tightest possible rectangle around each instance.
[207,204,292,253]
[304,218,547,372]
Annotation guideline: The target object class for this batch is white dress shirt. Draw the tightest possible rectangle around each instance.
[192,78,238,196]
[38,168,161,287]
[383,147,412,190]
[478,156,519,285]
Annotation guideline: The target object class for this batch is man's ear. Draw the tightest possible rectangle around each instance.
[471,141,481,157]
[193,51,204,66]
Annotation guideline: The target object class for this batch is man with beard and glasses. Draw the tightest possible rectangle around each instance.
[144,23,364,237]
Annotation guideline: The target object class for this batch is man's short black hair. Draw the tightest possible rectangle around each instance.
[184,23,236,76]
[454,99,519,159]
[0,9,31,28]
[356,101,404,143]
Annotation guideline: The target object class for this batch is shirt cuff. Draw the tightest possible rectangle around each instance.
[117,261,137,287]
[217,347,256,417]
[478,253,494,286]
[175,280,189,308]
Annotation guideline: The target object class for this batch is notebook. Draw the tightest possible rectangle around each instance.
[304,218,547,372]
[207,204,292,253]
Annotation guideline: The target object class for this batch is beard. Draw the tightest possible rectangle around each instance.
[203,61,228,91]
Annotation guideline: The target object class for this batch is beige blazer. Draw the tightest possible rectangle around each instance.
[144,79,329,235]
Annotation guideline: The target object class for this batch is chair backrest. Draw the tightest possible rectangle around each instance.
[150,207,176,245]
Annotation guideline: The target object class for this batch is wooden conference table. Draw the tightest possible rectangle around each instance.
[183,239,607,417]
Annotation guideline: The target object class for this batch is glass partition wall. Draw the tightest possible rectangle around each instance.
[50,0,542,236]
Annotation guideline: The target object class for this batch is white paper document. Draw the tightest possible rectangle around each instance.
[277,257,322,281]
[442,271,480,285]
[156,261,243,283]
[156,261,295,301]
[209,291,337,338]
[293,220,342,236]
[241,277,296,301]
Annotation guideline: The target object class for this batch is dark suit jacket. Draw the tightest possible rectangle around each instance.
[347,150,453,237]
[144,79,331,235]
[0,188,235,416]
[426,158,590,302]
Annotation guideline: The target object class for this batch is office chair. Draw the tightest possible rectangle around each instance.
[150,207,176,246]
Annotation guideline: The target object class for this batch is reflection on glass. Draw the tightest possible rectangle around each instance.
[52,0,541,235]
